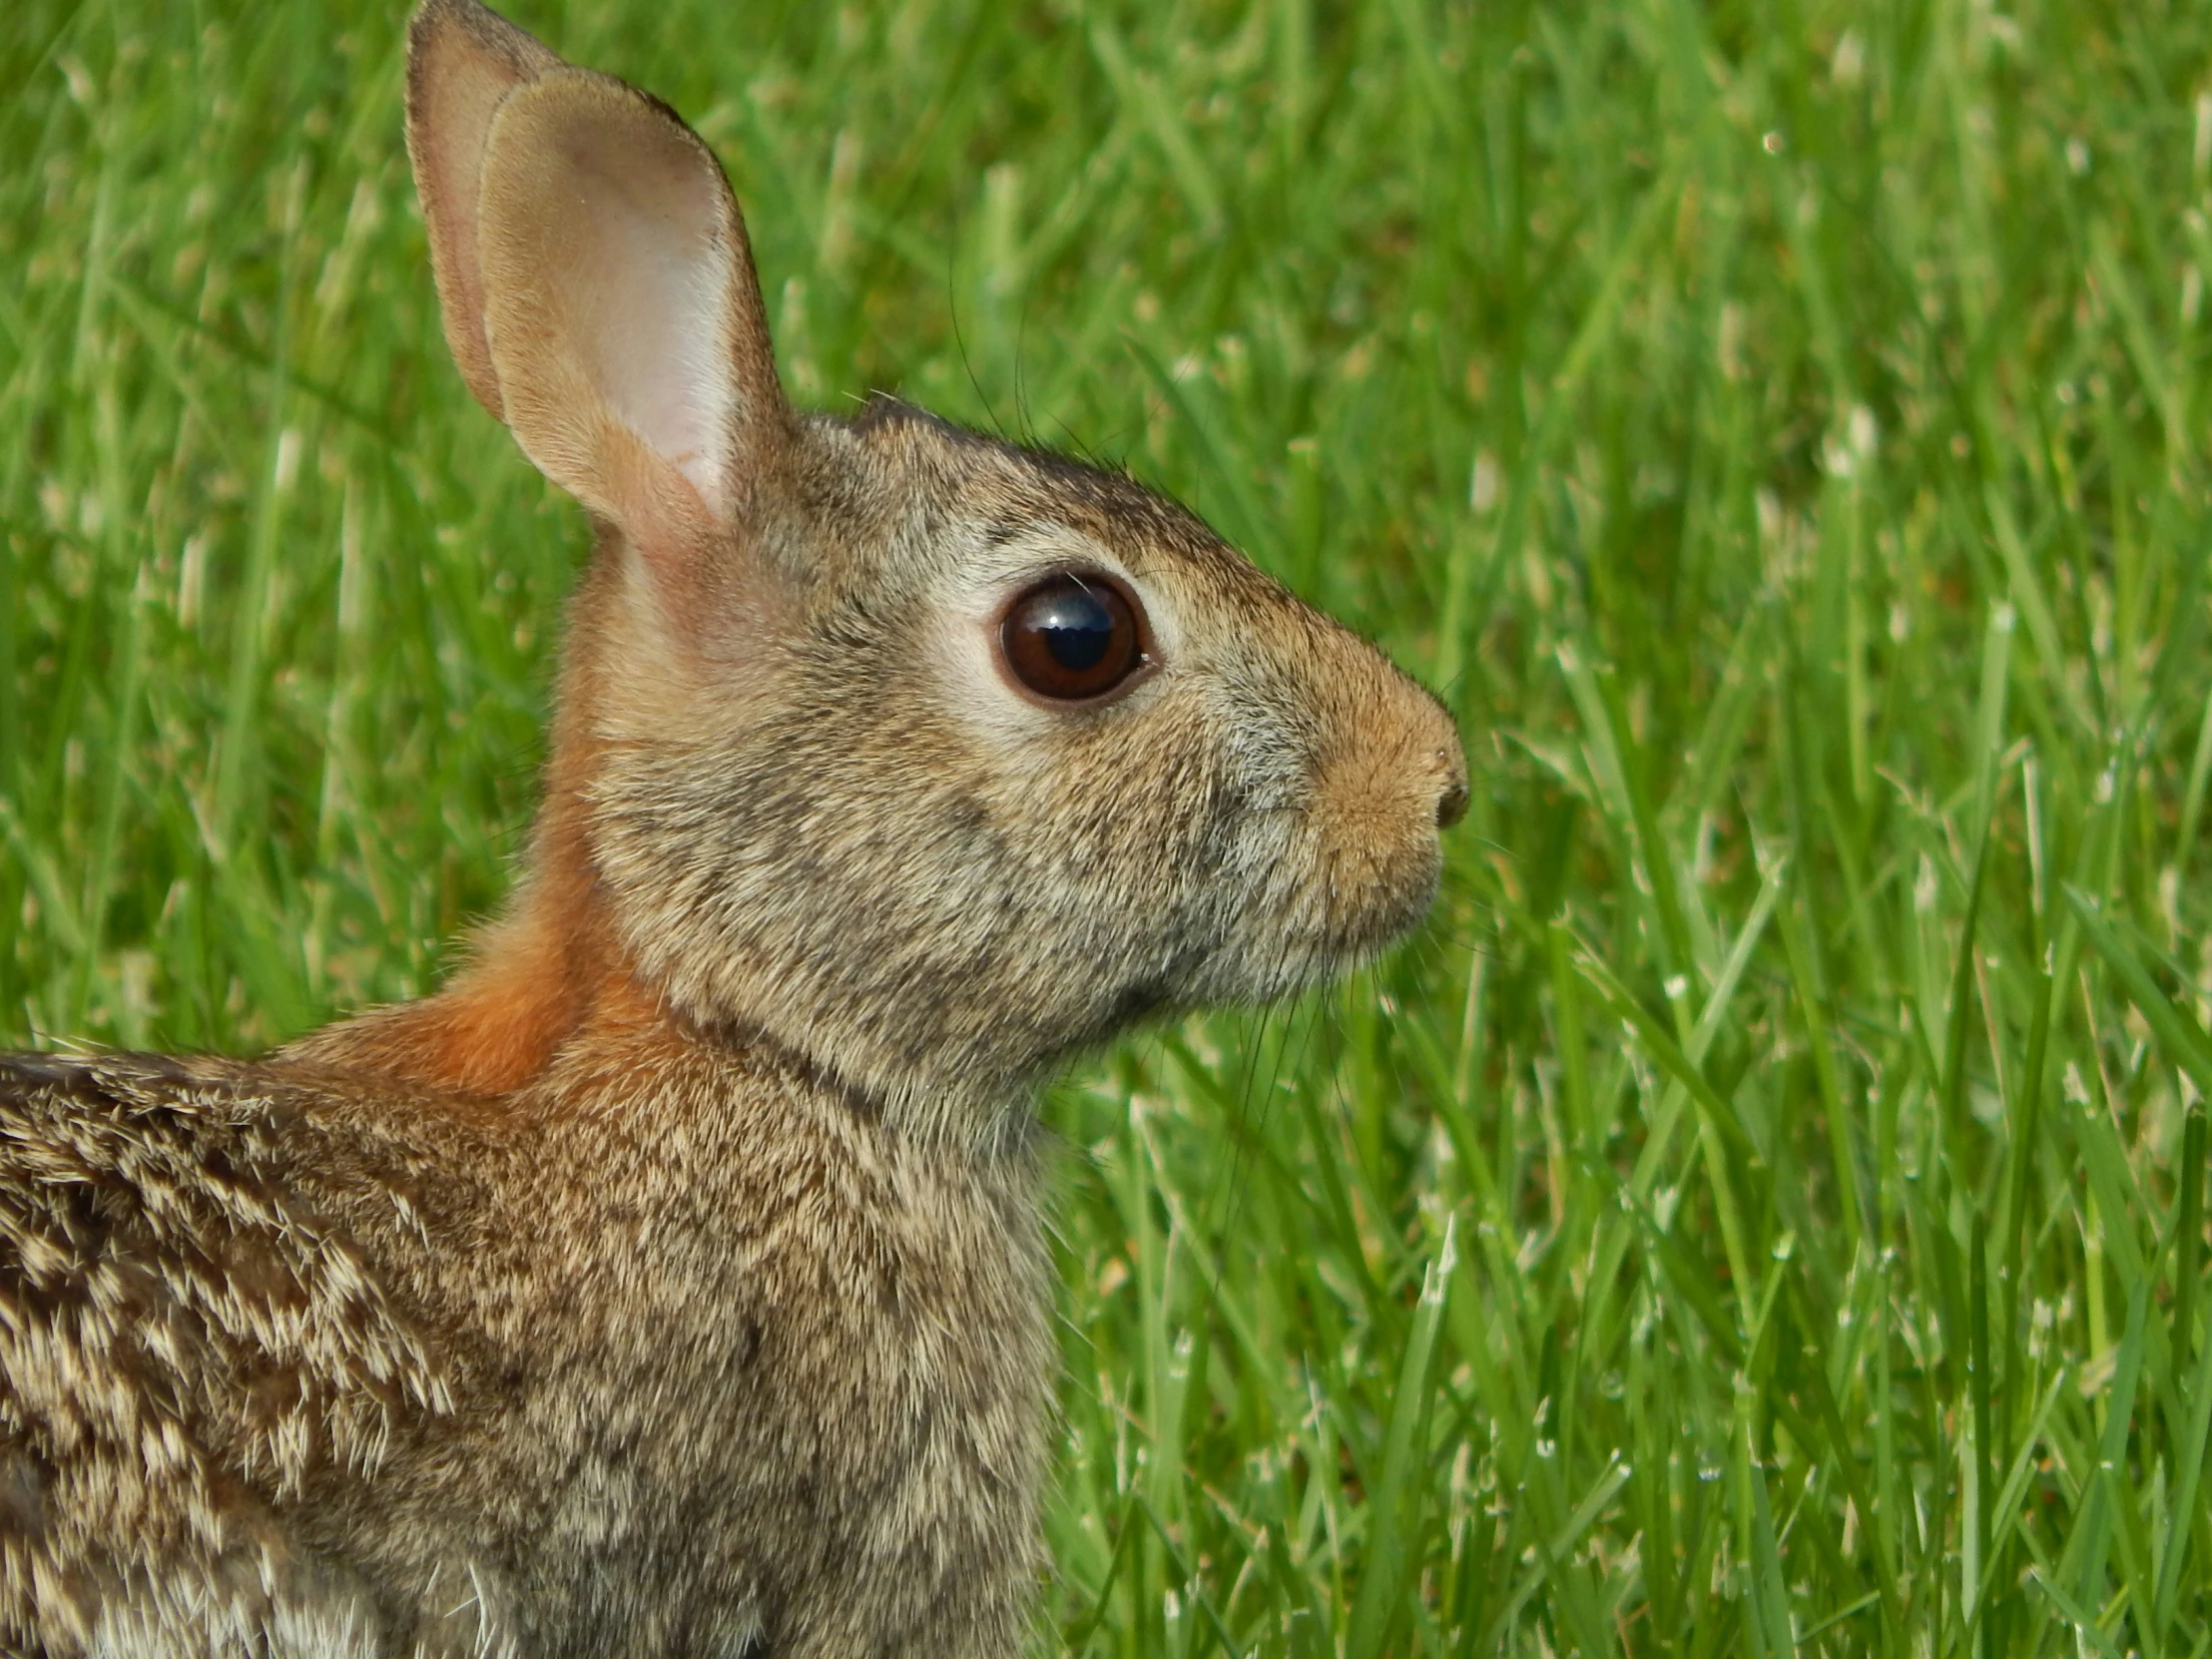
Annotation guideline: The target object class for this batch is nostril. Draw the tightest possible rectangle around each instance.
[1435,779,1469,829]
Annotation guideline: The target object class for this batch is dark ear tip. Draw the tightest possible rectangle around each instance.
[410,0,496,34]
[408,0,559,80]
[407,0,476,49]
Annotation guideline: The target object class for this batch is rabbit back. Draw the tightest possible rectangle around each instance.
[0,1040,1057,1657]
[0,1051,493,1652]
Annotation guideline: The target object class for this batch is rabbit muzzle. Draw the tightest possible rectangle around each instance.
[1298,694,1463,957]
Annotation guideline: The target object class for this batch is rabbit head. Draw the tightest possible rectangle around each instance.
[405,0,1467,1146]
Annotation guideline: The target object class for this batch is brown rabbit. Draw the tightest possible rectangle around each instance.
[0,1,1467,1653]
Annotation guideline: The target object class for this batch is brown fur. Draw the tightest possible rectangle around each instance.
[0,2,1466,1653]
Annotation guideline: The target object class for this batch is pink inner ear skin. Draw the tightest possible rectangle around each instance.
[470,70,751,547]
[556,125,738,521]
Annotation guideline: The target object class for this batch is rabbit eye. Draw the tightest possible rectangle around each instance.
[1000,575,1146,702]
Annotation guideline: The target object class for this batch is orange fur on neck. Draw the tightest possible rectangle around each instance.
[288,561,662,1100]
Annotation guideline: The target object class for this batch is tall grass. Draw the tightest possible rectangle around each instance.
[5,0,2212,1652]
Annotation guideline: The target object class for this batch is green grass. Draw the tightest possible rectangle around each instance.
[5,0,2212,1652]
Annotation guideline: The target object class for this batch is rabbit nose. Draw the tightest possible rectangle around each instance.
[1436,778,1469,829]
[1429,741,1469,829]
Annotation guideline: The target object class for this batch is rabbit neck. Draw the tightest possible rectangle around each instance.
[292,543,1057,1151]
[284,557,658,1099]
[286,555,1045,1147]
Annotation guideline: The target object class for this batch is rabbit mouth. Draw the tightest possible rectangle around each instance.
[1109,979,1172,1023]
[1288,849,1445,973]
[1198,865,1440,1007]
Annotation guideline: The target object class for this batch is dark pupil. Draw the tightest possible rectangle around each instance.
[1035,589,1115,671]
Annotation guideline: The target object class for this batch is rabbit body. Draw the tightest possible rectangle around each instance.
[0,1036,1050,1657]
[0,0,1466,1652]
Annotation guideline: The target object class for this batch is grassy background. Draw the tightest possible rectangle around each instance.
[6,0,2212,1652]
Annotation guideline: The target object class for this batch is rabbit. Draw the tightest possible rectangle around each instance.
[0,0,1468,1653]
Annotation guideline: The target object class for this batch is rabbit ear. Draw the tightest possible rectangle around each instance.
[406,0,560,419]
[407,0,792,567]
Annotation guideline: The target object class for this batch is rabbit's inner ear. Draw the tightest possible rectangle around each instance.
[526,118,739,516]
[473,73,790,558]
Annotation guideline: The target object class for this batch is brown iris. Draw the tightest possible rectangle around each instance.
[1000,575,1146,702]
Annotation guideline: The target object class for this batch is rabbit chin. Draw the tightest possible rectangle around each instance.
[1211,855,1445,1005]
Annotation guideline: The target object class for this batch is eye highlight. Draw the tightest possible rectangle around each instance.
[1000,575,1147,702]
